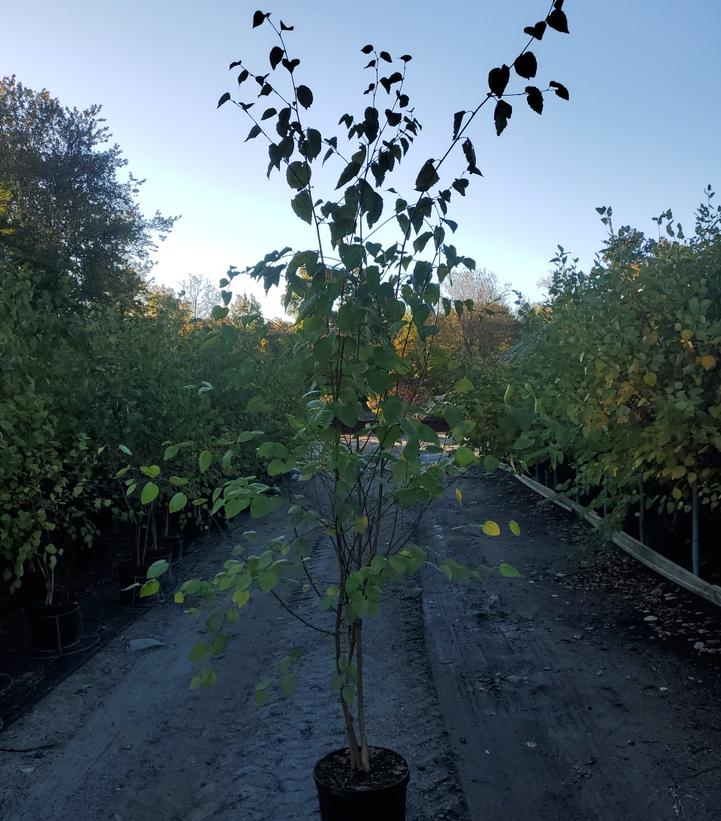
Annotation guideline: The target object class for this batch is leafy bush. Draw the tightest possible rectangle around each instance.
[504,190,721,523]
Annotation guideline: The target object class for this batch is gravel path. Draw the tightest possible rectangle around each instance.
[2,470,721,820]
[423,470,721,820]
[0,511,466,821]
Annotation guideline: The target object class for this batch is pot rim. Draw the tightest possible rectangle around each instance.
[313,746,410,795]
[29,601,81,618]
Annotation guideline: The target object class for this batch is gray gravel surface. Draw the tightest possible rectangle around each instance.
[2,469,721,820]
[422,470,721,820]
[0,511,466,821]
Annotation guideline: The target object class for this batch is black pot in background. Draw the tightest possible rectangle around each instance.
[117,559,150,606]
[29,601,82,652]
[314,747,410,821]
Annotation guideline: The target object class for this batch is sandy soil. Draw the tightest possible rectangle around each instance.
[1,470,721,820]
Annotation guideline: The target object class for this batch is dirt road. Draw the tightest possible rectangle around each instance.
[0,512,465,821]
[1,470,720,820]
[423,470,721,820]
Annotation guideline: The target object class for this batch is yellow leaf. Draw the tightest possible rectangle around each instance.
[644,330,658,345]
[701,354,717,371]
[481,520,501,537]
[455,488,463,505]
[681,329,693,341]
[354,515,368,535]
[643,372,657,387]
[174,592,185,604]
[233,589,250,607]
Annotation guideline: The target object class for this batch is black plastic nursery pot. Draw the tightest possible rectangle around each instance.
[314,747,410,821]
[29,601,82,652]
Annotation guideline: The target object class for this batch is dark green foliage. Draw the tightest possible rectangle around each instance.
[0,248,305,601]
[0,76,175,310]
[182,2,572,773]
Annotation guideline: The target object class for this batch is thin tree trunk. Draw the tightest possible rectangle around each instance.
[692,487,700,577]
[335,598,361,770]
[355,621,370,771]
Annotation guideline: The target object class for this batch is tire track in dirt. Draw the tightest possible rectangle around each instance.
[422,469,721,820]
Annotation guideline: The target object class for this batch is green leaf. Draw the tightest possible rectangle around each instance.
[250,494,283,519]
[190,642,210,663]
[494,99,512,136]
[257,564,280,593]
[454,446,478,467]
[286,161,311,190]
[254,685,269,706]
[499,562,521,577]
[139,578,160,598]
[291,190,313,224]
[336,161,362,189]
[454,376,474,394]
[190,667,217,689]
[297,84,313,109]
[169,492,188,513]
[118,444,132,456]
[147,559,169,579]
[508,520,521,536]
[415,158,439,192]
[488,64,510,96]
[303,128,322,161]
[245,124,261,142]
[140,481,160,505]
[547,8,569,33]
[199,450,213,473]
[267,459,290,476]
[358,180,383,227]
[339,243,364,271]
[484,455,500,472]
[279,672,296,697]
[452,179,469,197]
[237,430,265,443]
[164,444,179,460]
[258,441,289,459]
[211,305,229,320]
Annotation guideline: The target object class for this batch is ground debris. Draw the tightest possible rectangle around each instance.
[127,638,165,653]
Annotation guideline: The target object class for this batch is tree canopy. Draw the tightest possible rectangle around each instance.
[0,75,175,309]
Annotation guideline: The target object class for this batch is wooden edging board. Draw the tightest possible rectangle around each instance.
[511,471,721,610]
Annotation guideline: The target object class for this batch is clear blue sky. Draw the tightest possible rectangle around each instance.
[5,1,721,316]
